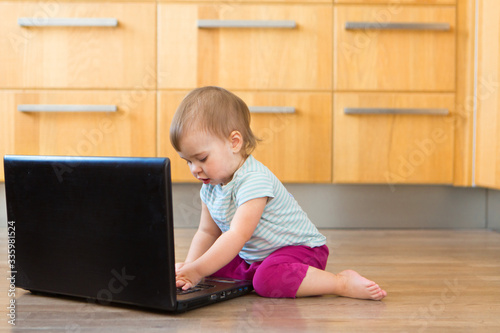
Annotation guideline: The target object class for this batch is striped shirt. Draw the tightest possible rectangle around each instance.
[200,155,326,264]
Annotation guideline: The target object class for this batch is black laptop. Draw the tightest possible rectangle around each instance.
[3,155,252,312]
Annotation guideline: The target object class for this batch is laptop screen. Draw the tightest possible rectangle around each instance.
[4,155,177,311]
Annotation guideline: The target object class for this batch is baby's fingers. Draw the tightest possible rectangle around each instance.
[176,279,186,288]
[175,262,185,273]
[176,278,193,290]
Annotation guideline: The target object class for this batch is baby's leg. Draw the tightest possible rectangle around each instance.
[252,245,329,298]
[296,267,387,301]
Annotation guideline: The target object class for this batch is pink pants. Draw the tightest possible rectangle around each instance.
[211,245,329,298]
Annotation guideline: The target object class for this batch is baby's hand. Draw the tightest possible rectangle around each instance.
[175,262,185,274]
[175,262,203,291]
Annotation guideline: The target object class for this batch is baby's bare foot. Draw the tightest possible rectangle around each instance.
[337,270,387,301]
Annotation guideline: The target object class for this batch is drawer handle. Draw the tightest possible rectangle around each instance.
[344,108,448,115]
[345,22,450,31]
[249,106,295,114]
[197,20,296,29]
[18,18,118,27]
[18,105,117,112]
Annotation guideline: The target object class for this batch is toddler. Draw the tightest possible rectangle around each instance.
[170,86,386,300]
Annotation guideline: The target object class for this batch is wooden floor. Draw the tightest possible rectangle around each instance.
[1,228,500,332]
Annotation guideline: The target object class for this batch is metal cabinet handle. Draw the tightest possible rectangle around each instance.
[197,20,296,29]
[249,106,295,114]
[18,105,118,112]
[345,22,450,31]
[344,108,448,115]
[18,18,118,27]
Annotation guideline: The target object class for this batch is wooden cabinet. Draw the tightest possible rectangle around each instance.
[0,91,156,180]
[0,2,156,89]
[0,1,476,186]
[334,5,456,91]
[333,93,455,184]
[335,0,455,4]
[158,91,332,183]
[1,0,332,183]
[247,92,331,183]
[158,1,333,183]
[332,3,458,184]
[174,0,331,2]
[158,3,332,91]
[0,1,157,182]
[475,0,500,189]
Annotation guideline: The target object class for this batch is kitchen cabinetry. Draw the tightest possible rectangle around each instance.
[335,0,456,4]
[157,2,333,183]
[0,1,157,181]
[158,3,332,91]
[0,91,156,158]
[0,2,156,89]
[158,91,332,183]
[332,3,457,184]
[0,0,478,186]
[333,5,455,91]
[475,0,500,189]
[333,93,455,183]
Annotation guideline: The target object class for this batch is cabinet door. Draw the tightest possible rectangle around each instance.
[0,2,155,89]
[0,91,156,181]
[333,93,455,184]
[334,5,455,91]
[158,91,332,183]
[475,0,500,189]
[158,3,332,90]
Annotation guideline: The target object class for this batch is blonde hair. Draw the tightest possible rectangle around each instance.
[170,86,259,157]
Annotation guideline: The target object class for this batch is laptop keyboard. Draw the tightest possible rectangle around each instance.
[176,283,216,295]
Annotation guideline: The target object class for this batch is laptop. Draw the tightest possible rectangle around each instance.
[3,155,252,312]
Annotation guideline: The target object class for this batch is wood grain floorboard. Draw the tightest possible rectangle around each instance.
[1,228,499,332]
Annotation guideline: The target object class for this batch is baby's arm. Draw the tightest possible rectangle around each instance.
[181,203,221,264]
[176,197,267,290]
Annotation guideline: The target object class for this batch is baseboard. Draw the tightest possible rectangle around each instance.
[0,182,495,229]
[487,188,500,230]
[171,183,488,229]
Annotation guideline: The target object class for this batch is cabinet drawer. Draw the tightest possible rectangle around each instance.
[335,1,455,4]
[167,0,332,3]
[333,93,455,184]
[0,90,156,181]
[158,4,332,90]
[0,2,155,89]
[158,91,332,183]
[334,5,455,91]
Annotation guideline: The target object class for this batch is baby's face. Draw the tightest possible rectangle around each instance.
[177,130,244,186]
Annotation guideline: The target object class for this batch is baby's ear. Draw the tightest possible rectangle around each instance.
[229,130,243,153]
